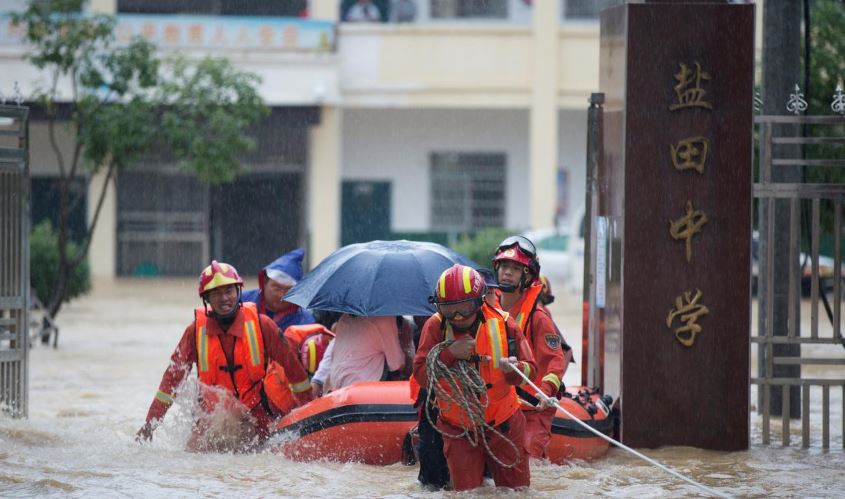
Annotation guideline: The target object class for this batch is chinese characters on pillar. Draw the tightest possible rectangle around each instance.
[670,136,709,174]
[666,61,713,347]
[669,200,708,263]
[669,62,712,110]
[666,289,709,347]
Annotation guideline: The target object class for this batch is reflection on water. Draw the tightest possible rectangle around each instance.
[0,279,843,497]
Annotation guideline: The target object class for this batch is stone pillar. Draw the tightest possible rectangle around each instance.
[529,0,560,229]
[86,0,116,278]
[307,106,341,268]
[599,2,754,450]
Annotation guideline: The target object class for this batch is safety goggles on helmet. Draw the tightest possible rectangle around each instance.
[496,236,537,259]
[436,297,483,321]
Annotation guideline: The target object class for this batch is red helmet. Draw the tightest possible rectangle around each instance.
[198,260,243,297]
[300,332,333,375]
[432,264,486,305]
[492,236,540,283]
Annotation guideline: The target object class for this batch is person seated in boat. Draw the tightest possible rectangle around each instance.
[311,314,406,394]
[135,261,314,452]
[261,322,336,410]
[291,325,334,377]
[414,264,536,491]
[241,248,316,332]
[492,236,574,460]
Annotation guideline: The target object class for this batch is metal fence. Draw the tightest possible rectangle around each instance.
[752,114,845,448]
[0,104,30,418]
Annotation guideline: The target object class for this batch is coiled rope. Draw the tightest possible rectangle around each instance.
[505,360,732,499]
[424,342,521,468]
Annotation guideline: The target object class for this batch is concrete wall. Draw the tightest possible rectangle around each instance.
[338,23,600,110]
[341,107,587,232]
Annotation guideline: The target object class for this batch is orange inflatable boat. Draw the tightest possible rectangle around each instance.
[271,381,616,465]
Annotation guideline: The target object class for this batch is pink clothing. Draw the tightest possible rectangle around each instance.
[328,315,404,390]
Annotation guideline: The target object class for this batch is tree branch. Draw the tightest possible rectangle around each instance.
[66,174,92,215]
[47,73,67,181]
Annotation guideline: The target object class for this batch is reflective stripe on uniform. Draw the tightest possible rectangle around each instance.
[486,318,503,369]
[197,325,209,372]
[542,372,561,391]
[521,362,532,382]
[515,312,526,330]
[289,378,311,393]
[244,320,261,367]
[155,390,174,405]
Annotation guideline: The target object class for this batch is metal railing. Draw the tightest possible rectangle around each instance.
[0,104,30,418]
[752,114,845,448]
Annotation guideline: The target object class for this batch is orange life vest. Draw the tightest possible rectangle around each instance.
[507,283,563,407]
[195,302,267,411]
[436,305,520,428]
[511,283,543,340]
[489,288,503,309]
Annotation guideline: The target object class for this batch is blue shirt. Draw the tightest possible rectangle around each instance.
[241,288,316,332]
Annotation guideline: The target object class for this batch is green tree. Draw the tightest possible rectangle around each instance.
[451,228,513,270]
[13,0,267,320]
[30,220,91,306]
[803,0,845,237]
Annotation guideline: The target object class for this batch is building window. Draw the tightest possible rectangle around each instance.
[430,0,508,19]
[430,152,506,232]
[562,0,621,20]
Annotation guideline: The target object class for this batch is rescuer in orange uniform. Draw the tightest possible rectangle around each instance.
[136,261,314,450]
[493,236,573,459]
[262,323,334,414]
[413,264,536,490]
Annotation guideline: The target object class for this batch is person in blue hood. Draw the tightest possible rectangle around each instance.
[241,248,316,332]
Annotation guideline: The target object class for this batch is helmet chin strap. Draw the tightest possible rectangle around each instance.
[496,273,529,294]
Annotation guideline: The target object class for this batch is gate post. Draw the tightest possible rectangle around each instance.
[582,92,605,391]
[598,2,754,450]
[0,104,30,418]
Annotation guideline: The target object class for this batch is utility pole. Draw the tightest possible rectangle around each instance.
[759,0,803,417]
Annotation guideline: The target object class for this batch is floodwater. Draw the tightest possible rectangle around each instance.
[2,278,844,498]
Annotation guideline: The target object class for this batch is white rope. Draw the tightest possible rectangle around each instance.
[506,360,732,499]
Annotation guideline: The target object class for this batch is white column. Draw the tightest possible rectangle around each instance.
[310,1,340,21]
[529,0,561,229]
[87,170,116,278]
[89,0,116,14]
[307,106,341,268]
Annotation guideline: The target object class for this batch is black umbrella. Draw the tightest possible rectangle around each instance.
[284,240,479,316]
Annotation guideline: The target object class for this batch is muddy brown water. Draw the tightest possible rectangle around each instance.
[1,278,843,497]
